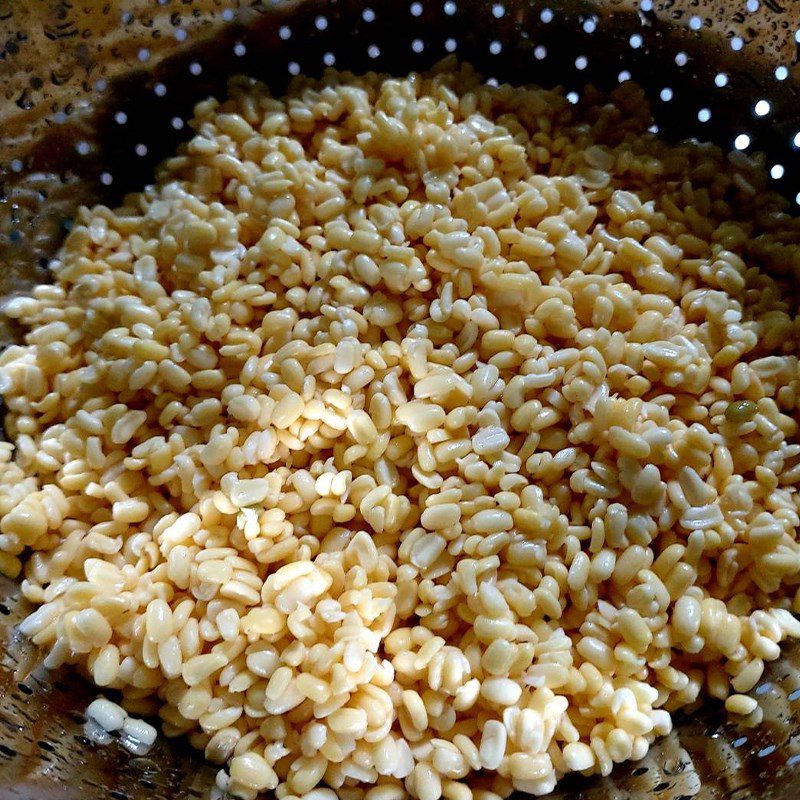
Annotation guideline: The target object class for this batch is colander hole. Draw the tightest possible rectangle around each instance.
[732,736,748,747]
[698,108,711,122]
[492,4,505,18]
[315,15,328,30]
[755,681,773,694]
[490,41,502,55]
[101,173,113,186]
[189,62,202,76]
[789,754,800,766]
[734,133,751,150]
[653,783,670,792]
[648,123,659,133]
[540,8,553,23]
[689,15,702,30]
[135,144,148,157]
[234,43,246,56]
[171,117,184,130]
[38,740,56,753]
[221,9,234,21]
[54,111,67,124]
[0,745,16,757]
[715,73,729,87]
[618,70,631,82]
[412,39,424,53]
[566,92,579,104]
[788,687,800,700]
[754,99,771,116]
[445,39,457,53]
[175,29,187,43]
[0,603,9,615]
[109,791,129,800]
[534,45,547,60]
[758,745,776,757]
[362,7,375,22]
[121,11,133,24]
[632,767,648,776]
[114,111,128,125]
[137,48,150,62]
[575,55,588,70]
[675,52,688,66]
[629,33,643,49]
[323,52,335,66]
[410,2,423,16]
[776,65,789,80]
[582,18,597,33]
[794,191,800,205]
[16,683,32,695]
[279,26,291,40]
[154,83,167,96]
[731,36,744,51]
[486,78,499,88]
[444,1,457,15]
[640,0,653,10]
[368,44,381,58]
[76,141,90,156]
[660,88,673,102]
[94,79,107,92]
[746,0,760,10]
[288,62,300,75]
[794,30,800,44]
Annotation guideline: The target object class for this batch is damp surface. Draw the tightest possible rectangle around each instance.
[3,1,800,798]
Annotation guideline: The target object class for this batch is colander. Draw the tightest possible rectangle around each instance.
[2,0,800,798]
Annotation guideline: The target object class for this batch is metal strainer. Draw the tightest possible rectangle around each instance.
[2,1,800,798]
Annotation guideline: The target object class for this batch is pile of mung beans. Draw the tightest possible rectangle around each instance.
[2,62,800,800]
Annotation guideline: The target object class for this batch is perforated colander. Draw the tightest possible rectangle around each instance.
[3,1,800,798]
